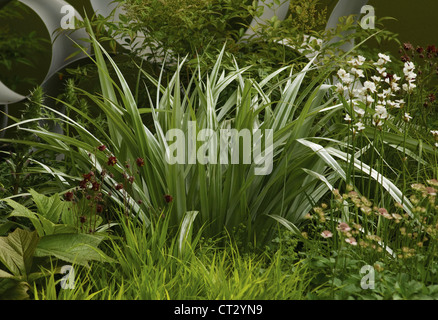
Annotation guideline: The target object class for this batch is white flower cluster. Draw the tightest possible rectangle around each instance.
[431,130,438,148]
[334,52,418,135]
[402,61,417,93]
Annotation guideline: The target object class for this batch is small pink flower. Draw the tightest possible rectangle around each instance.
[345,237,358,246]
[321,230,333,238]
[426,187,437,196]
[377,208,393,219]
[337,222,351,232]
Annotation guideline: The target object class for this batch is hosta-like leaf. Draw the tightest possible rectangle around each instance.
[34,233,113,267]
[0,228,39,277]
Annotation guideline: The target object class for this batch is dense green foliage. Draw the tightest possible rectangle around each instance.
[0,0,437,300]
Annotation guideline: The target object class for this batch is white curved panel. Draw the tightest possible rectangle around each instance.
[0,0,90,105]
[0,0,370,123]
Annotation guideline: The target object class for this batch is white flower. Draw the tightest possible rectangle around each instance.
[374,59,386,66]
[344,113,352,122]
[377,92,387,100]
[378,53,391,63]
[348,99,359,106]
[337,68,353,84]
[366,95,375,104]
[352,88,365,98]
[371,75,381,83]
[363,81,377,93]
[355,121,366,131]
[393,74,401,82]
[357,55,366,64]
[354,106,365,117]
[375,105,388,119]
[335,82,346,94]
[403,113,412,122]
[348,55,366,67]
[376,67,387,76]
[338,68,347,78]
[387,100,398,108]
[383,88,395,97]
[351,67,365,78]
[403,82,416,93]
[395,99,405,106]
[391,82,400,92]
[405,71,417,82]
[373,117,383,127]
[431,130,438,136]
[403,61,415,74]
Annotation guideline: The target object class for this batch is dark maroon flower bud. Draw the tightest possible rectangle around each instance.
[136,157,145,167]
[385,73,393,82]
[115,183,124,191]
[79,180,89,189]
[96,204,103,213]
[403,42,414,51]
[128,176,135,184]
[86,194,92,200]
[164,194,173,203]
[98,145,106,151]
[428,93,436,102]
[107,156,117,166]
[416,46,424,54]
[138,200,143,204]
[92,181,101,191]
[401,54,410,62]
[80,216,87,223]
[83,171,95,182]
[64,191,74,201]
[427,45,437,54]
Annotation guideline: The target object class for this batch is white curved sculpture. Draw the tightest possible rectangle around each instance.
[0,0,89,105]
[0,0,369,135]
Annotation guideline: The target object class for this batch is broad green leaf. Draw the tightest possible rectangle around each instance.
[0,228,39,278]
[0,269,13,279]
[29,189,64,224]
[35,233,112,267]
[0,279,30,300]
[5,199,56,236]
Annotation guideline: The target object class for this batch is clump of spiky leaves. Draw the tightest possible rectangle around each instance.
[32,207,312,300]
[1,18,424,249]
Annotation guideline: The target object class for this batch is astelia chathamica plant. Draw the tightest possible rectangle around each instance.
[3,17,425,247]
